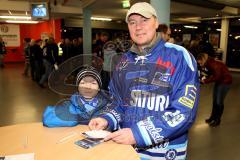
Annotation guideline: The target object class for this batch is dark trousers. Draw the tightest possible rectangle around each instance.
[101,70,110,91]
[210,83,230,121]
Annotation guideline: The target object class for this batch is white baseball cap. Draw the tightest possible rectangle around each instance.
[125,2,158,23]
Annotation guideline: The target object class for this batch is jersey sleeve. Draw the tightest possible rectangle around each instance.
[98,56,127,131]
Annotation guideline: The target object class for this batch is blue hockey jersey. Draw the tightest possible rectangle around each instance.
[43,91,110,127]
[100,39,200,160]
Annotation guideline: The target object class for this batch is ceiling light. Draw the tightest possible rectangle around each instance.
[216,29,221,32]
[235,36,240,40]
[184,25,198,29]
[0,16,31,20]
[214,21,217,24]
[6,20,38,24]
[91,17,112,21]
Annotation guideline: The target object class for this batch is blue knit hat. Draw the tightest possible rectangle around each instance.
[76,66,102,88]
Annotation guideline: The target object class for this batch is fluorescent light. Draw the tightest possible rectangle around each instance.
[0,16,31,19]
[122,0,130,8]
[235,36,240,40]
[216,29,221,31]
[6,20,38,24]
[91,17,112,21]
[184,25,198,29]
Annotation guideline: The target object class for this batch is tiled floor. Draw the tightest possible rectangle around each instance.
[0,63,240,160]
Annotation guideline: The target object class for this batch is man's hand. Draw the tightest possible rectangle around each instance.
[104,128,136,145]
[88,117,108,130]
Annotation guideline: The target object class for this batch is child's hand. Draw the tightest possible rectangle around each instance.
[88,118,108,130]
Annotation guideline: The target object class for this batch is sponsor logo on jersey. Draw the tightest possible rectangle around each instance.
[134,77,148,83]
[151,72,171,87]
[156,57,175,75]
[162,110,185,127]
[104,106,121,121]
[178,85,197,109]
[140,117,164,143]
[116,56,129,71]
[126,70,149,80]
[165,149,177,160]
[130,90,169,111]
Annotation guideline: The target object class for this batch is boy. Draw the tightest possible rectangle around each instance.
[43,66,109,127]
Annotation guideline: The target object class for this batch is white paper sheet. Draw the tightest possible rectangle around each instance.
[4,153,34,160]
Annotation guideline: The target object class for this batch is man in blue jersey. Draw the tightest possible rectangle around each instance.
[89,2,200,160]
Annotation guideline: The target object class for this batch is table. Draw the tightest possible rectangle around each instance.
[0,122,140,160]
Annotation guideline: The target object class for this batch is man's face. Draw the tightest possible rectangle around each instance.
[78,76,99,100]
[128,14,158,47]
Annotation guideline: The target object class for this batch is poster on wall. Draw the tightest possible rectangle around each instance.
[0,24,20,47]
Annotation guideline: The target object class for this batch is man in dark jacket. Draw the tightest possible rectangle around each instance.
[39,37,58,88]
[197,53,232,127]
[0,36,7,68]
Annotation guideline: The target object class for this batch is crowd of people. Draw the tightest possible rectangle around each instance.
[22,37,83,88]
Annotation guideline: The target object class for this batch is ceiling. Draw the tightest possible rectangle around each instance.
[0,0,240,24]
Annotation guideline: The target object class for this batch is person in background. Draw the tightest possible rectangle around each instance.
[57,38,64,64]
[157,23,171,42]
[78,36,83,55]
[62,38,73,62]
[197,53,232,127]
[38,37,58,88]
[93,32,109,60]
[43,66,109,127]
[189,39,200,59]
[88,2,200,160]
[22,38,31,76]
[0,36,7,68]
[29,39,37,80]
[33,39,44,82]
[199,36,215,57]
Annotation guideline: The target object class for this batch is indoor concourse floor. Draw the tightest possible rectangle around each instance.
[0,63,240,160]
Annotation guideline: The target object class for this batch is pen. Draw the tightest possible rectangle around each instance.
[56,132,77,144]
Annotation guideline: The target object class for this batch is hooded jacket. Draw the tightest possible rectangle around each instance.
[43,91,109,127]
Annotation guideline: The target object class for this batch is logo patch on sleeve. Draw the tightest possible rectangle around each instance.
[178,85,197,109]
